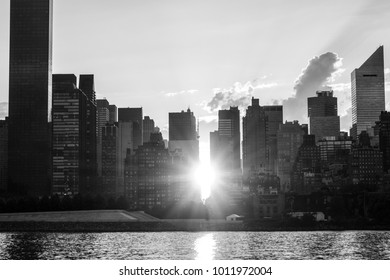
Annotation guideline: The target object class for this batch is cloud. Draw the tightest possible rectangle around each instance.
[205,78,278,112]
[164,89,198,97]
[198,115,218,123]
[0,102,8,119]
[283,52,343,123]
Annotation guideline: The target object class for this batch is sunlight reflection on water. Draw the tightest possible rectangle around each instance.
[0,231,390,260]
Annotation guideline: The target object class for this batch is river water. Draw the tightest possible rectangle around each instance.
[0,231,389,260]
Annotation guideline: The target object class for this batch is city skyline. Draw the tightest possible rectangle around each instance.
[1,0,390,163]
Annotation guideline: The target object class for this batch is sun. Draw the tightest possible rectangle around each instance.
[193,162,216,201]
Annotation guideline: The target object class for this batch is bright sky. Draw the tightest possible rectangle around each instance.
[1,0,390,162]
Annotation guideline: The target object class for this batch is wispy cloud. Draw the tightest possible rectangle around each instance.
[205,77,278,112]
[164,89,198,97]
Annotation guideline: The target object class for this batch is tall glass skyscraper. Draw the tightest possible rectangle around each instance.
[8,0,53,195]
[351,46,385,139]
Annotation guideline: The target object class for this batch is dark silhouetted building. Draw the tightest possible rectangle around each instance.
[125,132,188,210]
[350,131,383,188]
[78,74,97,193]
[209,107,242,217]
[351,46,385,139]
[118,107,143,149]
[168,109,199,164]
[8,0,53,195]
[101,123,119,196]
[291,135,322,194]
[263,105,283,174]
[97,98,110,176]
[108,104,117,123]
[0,119,8,192]
[378,111,390,173]
[143,116,155,144]
[243,97,267,177]
[52,74,87,196]
[210,107,241,171]
[308,90,340,141]
[277,121,305,192]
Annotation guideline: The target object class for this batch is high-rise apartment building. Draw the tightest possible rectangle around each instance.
[101,123,120,196]
[210,107,241,171]
[108,105,117,123]
[143,116,155,144]
[52,74,87,196]
[351,46,385,139]
[125,132,187,210]
[96,99,110,176]
[379,111,390,173]
[263,105,283,174]
[308,90,340,141]
[291,135,322,194]
[276,121,305,192]
[8,0,53,195]
[118,108,143,149]
[168,109,199,164]
[0,119,8,192]
[78,74,97,193]
[242,98,267,177]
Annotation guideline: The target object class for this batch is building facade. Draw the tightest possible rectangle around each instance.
[277,121,305,192]
[263,105,283,174]
[8,0,53,195]
[243,98,267,177]
[308,90,340,141]
[351,46,385,139]
[52,74,87,196]
[143,116,155,144]
[118,107,143,149]
[168,109,199,164]
[0,119,8,192]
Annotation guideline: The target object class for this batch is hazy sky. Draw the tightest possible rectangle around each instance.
[1,0,390,161]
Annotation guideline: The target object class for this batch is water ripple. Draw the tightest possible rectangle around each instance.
[0,231,389,260]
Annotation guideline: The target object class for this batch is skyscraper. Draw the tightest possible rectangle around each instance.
[96,99,110,176]
[143,116,155,144]
[0,119,8,192]
[8,0,53,195]
[52,74,87,196]
[168,109,199,164]
[78,74,97,193]
[308,90,340,141]
[118,107,143,149]
[351,46,385,139]
[276,121,305,192]
[263,105,283,174]
[210,107,240,171]
[242,98,267,177]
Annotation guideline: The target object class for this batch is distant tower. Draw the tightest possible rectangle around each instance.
[8,0,53,195]
[351,46,385,139]
[308,90,340,141]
